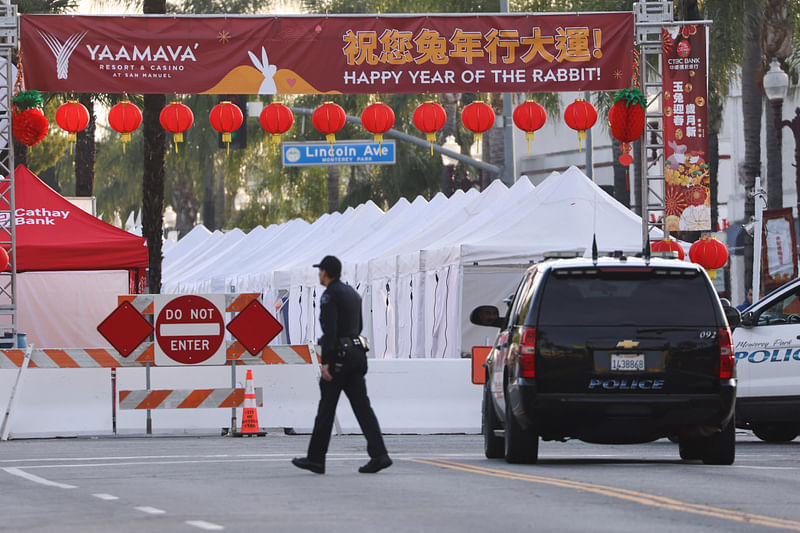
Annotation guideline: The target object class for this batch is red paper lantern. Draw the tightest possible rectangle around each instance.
[108,101,142,153]
[0,247,8,271]
[461,101,495,144]
[312,102,346,145]
[259,102,294,145]
[650,238,685,260]
[55,101,90,148]
[361,102,394,144]
[608,88,646,166]
[210,101,244,153]
[413,101,446,154]
[563,98,597,152]
[159,101,194,151]
[12,108,49,146]
[513,100,547,152]
[689,237,729,278]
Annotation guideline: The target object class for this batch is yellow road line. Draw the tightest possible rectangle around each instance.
[407,458,800,531]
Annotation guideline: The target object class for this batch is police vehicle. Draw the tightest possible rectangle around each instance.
[733,277,800,442]
[471,254,737,465]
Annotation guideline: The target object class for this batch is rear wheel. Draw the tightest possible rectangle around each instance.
[482,383,504,459]
[702,420,735,465]
[752,423,799,443]
[504,391,538,464]
[678,438,703,461]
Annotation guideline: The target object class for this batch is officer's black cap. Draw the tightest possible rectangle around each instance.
[313,255,342,278]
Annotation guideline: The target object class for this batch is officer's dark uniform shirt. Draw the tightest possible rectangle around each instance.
[319,279,362,366]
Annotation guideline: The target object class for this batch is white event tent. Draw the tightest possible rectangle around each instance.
[162,166,666,358]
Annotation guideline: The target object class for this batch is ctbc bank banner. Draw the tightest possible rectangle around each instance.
[662,25,710,232]
[20,13,633,95]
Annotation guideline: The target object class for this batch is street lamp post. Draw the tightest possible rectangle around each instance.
[763,57,797,217]
[440,135,460,196]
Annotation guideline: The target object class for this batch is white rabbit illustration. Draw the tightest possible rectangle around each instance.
[666,140,687,169]
[248,47,277,95]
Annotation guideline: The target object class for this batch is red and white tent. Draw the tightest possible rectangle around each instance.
[2,165,148,272]
[1,165,148,347]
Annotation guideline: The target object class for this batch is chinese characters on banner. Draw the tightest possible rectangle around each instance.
[20,13,633,95]
[662,25,710,232]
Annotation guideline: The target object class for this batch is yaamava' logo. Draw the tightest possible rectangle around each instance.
[39,31,88,80]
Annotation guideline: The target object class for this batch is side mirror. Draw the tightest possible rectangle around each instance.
[740,311,756,328]
[721,299,741,330]
[470,305,505,328]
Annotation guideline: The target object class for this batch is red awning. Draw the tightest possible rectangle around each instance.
[1,165,148,272]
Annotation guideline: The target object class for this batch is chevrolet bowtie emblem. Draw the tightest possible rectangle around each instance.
[616,340,640,349]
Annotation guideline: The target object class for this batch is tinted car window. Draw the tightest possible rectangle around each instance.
[534,268,718,327]
[756,286,800,325]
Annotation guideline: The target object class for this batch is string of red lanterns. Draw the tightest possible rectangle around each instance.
[44,95,647,164]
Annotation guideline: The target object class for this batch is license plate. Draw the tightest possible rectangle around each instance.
[610,353,645,372]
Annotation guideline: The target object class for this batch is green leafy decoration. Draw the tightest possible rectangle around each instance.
[12,90,44,111]
[612,88,646,108]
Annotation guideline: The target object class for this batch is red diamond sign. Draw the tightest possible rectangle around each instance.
[226,299,284,355]
[97,301,154,357]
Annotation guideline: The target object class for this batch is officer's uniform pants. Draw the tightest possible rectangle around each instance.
[307,358,387,464]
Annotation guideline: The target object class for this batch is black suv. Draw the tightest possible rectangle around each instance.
[471,254,737,465]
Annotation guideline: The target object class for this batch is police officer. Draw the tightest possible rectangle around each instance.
[292,255,392,474]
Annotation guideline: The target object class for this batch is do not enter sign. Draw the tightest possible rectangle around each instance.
[154,294,226,366]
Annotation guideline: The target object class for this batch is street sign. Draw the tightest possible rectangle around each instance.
[97,301,154,357]
[154,294,226,366]
[282,140,395,167]
[226,299,284,355]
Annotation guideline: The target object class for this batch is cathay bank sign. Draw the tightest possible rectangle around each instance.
[0,208,71,226]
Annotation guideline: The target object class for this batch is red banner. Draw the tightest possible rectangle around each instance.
[662,25,710,232]
[21,13,633,95]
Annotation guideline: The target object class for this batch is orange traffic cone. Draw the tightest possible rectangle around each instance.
[235,369,265,437]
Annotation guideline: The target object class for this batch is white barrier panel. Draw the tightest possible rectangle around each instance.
[0,359,481,437]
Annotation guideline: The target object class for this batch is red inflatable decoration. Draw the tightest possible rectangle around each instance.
[413,101,446,155]
[13,108,49,147]
[55,101,90,152]
[689,237,729,278]
[0,247,8,271]
[159,101,194,151]
[461,101,495,144]
[209,101,244,153]
[360,102,395,144]
[513,100,547,152]
[608,88,646,166]
[563,98,597,152]
[259,102,294,145]
[650,238,685,260]
[108,101,143,153]
[312,102,347,145]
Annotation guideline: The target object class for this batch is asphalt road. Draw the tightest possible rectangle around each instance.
[1,431,799,532]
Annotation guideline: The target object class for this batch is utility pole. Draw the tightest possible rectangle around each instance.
[500,0,516,186]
